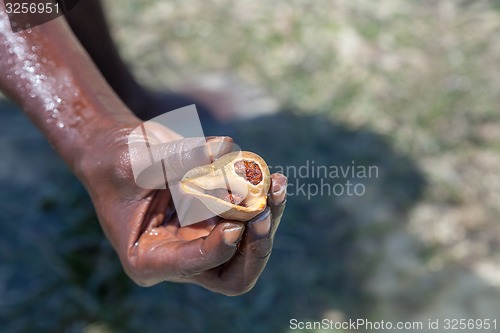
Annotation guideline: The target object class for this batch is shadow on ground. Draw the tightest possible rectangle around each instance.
[0,101,426,332]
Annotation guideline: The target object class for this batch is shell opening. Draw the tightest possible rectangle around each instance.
[234,160,263,186]
[205,189,246,206]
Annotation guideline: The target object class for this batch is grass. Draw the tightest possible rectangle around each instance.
[105,0,500,154]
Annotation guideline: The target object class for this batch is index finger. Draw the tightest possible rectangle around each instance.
[151,136,235,181]
[126,220,245,286]
[131,136,236,189]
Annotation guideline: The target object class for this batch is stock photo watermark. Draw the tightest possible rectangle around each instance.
[270,160,379,200]
[289,317,498,331]
[127,105,380,226]
[4,0,80,32]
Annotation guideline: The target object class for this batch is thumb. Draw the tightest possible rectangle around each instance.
[131,136,235,189]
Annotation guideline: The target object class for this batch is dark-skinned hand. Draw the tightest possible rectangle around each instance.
[77,116,286,295]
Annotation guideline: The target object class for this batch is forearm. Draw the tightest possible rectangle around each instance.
[0,6,137,172]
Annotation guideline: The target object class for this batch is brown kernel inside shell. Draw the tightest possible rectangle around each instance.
[234,160,262,185]
[205,189,245,206]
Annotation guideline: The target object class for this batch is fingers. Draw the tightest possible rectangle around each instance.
[268,173,287,234]
[172,221,245,277]
[194,174,288,295]
[151,136,235,181]
[127,172,287,293]
[270,173,287,205]
[133,136,235,189]
[127,221,244,286]
[193,209,273,295]
[204,136,236,162]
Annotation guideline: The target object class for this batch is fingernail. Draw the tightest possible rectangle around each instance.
[223,224,244,245]
[205,137,227,161]
[250,208,272,236]
[271,184,287,205]
[270,174,287,205]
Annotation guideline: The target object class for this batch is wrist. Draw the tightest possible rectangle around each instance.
[72,108,141,189]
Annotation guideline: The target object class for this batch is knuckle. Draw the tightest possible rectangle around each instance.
[177,263,203,278]
[176,246,207,278]
[178,267,198,278]
[247,239,273,259]
[122,256,152,287]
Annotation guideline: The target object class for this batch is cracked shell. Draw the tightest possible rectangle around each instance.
[180,151,271,221]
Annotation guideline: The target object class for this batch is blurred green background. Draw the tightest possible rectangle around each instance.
[1,0,500,332]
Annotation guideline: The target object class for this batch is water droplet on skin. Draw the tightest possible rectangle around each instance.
[146,228,160,236]
[0,18,77,133]
[45,101,55,111]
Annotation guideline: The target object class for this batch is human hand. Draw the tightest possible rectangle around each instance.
[76,116,287,295]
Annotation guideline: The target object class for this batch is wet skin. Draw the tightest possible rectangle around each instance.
[0,3,286,295]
